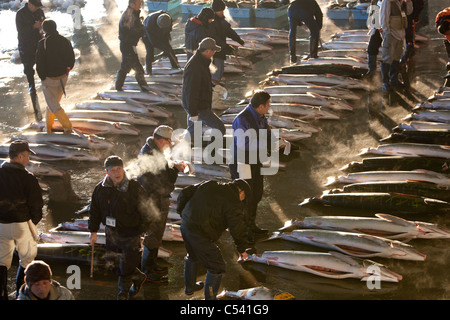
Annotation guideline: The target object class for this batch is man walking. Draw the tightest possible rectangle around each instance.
[0,140,43,300]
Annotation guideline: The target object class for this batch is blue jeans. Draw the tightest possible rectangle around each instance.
[288,6,320,57]
[185,108,226,141]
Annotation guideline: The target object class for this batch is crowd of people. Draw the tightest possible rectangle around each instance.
[2,0,449,301]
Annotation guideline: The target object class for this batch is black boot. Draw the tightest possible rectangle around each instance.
[381,62,391,92]
[390,60,404,88]
[0,266,8,300]
[114,71,127,91]
[128,268,147,298]
[16,265,25,298]
[204,271,222,300]
[142,247,168,284]
[184,257,204,295]
[117,276,132,300]
[309,37,319,59]
[135,72,150,92]
[366,55,378,78]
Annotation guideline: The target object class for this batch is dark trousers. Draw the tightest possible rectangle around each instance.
[105,227,141,277]
[118,43,145,76]
[19,48,36,92]
[288,7,320,57]
[367,29,382,56]
[142,36,178,74]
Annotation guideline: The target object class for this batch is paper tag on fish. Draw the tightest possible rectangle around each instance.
[106,217,116,227]
[274,292,295,300]
[237,163,252,179]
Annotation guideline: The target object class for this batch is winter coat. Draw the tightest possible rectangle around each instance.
[118,7,144,47]
[15,4,45,53]
[144,10,173,51]
[289,0,323,29]
[17,280,75,300]
[137,137,179,198]
[181,50,213,116]
[35,31,75,80]
[88,175,148,237]
[0,161,43,225]
[184,17,210,54]
[209,15,244,60]
[178,180,250,253]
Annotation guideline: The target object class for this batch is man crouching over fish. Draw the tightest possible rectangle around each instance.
[89,156,149,300]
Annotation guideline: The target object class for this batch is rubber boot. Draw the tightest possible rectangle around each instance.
[117,276,132,300]
[15,265,25,298]
[381,62,391,92]
[390,60,404,88]
[30,91,42,122]
[309,37,319,59]
[290,53,297,64]
[135,71,150,92]
[0,266,8,300]
[114,70,127,91]
[54,108,73,134]
[204,271,222,300]
[366,54,378,78]
[45,108,56,133]
[184,257,204,295]
[128,268,147,298]
[142,247,168,276]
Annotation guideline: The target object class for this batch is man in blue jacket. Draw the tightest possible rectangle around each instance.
[288,0,323,63]
[142,10,180,75]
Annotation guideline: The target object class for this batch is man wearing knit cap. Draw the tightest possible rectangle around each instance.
[182,37,226,142]
[210,0,245,84]
[142,10,180,75]
[0,140,43,300]
[137,125,186,283]
[185,7,215,60]
[89,155,148,299]
[17,260,74,300]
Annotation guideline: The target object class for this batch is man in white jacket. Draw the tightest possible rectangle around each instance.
[379,0,412,91]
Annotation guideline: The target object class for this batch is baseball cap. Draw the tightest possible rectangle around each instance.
[198,37,221,52]
[9,140,36,156]
[29,0,43,7]
[153,125,173,140]
[104,156,124,171]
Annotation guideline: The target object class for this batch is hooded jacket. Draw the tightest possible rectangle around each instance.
[178,180,250,253]
[0,161,43,225]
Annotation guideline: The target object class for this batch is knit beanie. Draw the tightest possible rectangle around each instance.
[231,178,253,206]
[197,7,215,24]
[104,155,124,171]
[42,19,57,35]
[25,260,52,288]
[212,0,226,12]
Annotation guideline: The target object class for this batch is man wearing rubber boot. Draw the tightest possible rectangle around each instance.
[0,141,43,300]
[89,156,148,300]
[142,10,180,75]
[288,0,323,63]
[15,0,45,121]
[177,179,255,299]
[115,0,149,92]
[137,126,186,283]
[36,19,75,134]
[184,7,215,61]
[380,0,412,92]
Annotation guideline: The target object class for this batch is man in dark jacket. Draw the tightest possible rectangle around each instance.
[288,0,323,63]
[114,0,149,92]
[142,10,180,75]
[184,7,215,60]
[36,19,75,134]
[15,0,45,95]
[89,156,147,300]
[182,37,225,143]
[137,125,186,283]
[209,0,244,83]
[177,179,254,300]
[0,140,43,300]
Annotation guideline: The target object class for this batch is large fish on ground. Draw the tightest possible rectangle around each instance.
[277,64,367,79]
[217,286,295,300]
[281,213,450,240]
[65,109,159,126]
[0,143,99,162]
[380,130,450,146]
[245,250,402,282]
[267,93,354,111]
[416,101,450,111]
[261,85,361,100]
[0,158,66,177]
[75,100,169,118]
[268,74,370,90]
[340,156,449,174]
[97,90,181,107]
[403,110,450,123]
[52,118,141,136]
[293,56,368,69]
[394,121,450,132]
[321,41,369,50]
[325,169,450,187]
[334,181,450,202]
[300,192,450,214]
[125,74,183,85]
[271,229,426,261]
[11,132,114,150]
[359,143,450,159]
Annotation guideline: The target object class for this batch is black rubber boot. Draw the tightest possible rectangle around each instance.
[114,71,127,91]
[381,62,391,92]
[204,271,222,300]
[184,257,204,295]
[0,266,8,300]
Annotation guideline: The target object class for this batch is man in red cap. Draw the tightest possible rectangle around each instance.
[0,140,43,300]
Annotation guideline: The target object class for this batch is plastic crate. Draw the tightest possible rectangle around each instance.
[326,8,351,20]
[351,8,368,20]
[181,3,206,15]
[226,7,253,19]
[254,4,288,19]
[146,0,181,14]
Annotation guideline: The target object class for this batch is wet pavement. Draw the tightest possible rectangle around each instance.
[1,0,450,302]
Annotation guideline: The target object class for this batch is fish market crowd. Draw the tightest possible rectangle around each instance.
[0,0,450,301]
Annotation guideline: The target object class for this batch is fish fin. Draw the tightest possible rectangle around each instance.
[72,128,87,140]
[328,251,359,267]
[262,232,283,242]
[375,213,414,227]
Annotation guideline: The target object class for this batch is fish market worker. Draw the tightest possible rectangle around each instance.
[0,140,43,300]
[137,125,186,283]
[184,7,215,60]
[89,156,148,300]
[177,179,255,299]
[182,37,226,142]
[17,260,74,300]
[288,0,323,63]
[36,19,75,134]
[114,0,149,92]
[142,10,180,75]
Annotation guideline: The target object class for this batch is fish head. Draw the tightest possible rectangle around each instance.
[327,99,354,111]
[87,135,114,149]
[361,259,403,283]
[389,241,426,261]
[414,221,450,239]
